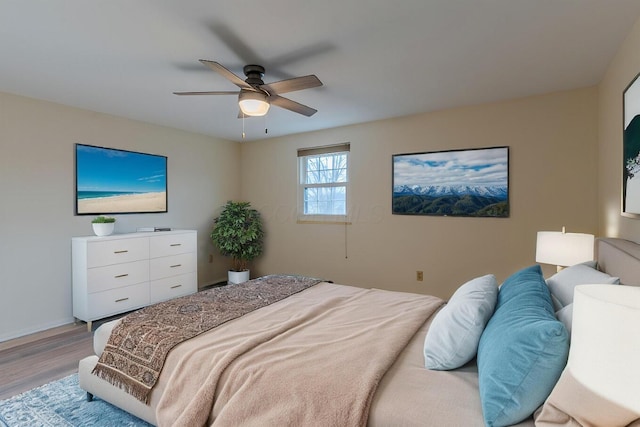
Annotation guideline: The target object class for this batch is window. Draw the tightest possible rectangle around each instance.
[298,143,350,222]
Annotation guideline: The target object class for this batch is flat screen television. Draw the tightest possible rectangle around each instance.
[392,146,509,217]
[75,143,168,215]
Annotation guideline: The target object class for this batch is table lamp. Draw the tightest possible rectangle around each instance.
[536,227,594,272]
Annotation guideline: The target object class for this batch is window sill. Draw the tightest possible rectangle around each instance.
[297,218,351,225]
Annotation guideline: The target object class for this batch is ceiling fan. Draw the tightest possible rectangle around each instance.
[174,60,322,117]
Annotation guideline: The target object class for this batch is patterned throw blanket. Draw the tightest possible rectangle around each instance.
[92,275,323,403]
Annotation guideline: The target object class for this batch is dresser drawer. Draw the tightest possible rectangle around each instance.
[88,282,149,319]
[150,232,196,258]
[87,260,149,293]
[87,238,149,268]
[150,272,197,304]
[150,253,196,280]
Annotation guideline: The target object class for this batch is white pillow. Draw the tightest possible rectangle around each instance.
[424,274,498,370]
[546,264,619,309]
[556,303,573,335]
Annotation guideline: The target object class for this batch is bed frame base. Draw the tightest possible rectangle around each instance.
[79,355,157,425]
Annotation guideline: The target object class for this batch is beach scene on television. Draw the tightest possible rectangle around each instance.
[76,144,167,214]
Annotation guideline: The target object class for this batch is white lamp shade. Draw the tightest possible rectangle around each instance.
[536,231,594,267]
[569,284,640,413]
[238,91,270,116]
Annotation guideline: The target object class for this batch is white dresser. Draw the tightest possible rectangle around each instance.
[72,230,198,330]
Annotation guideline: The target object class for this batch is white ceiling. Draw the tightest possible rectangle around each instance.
[2,0,640,142]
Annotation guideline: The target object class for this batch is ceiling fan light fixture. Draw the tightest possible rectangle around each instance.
[238,90,270,117]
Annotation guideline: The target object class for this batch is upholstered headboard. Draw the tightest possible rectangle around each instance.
[596,238,640,286]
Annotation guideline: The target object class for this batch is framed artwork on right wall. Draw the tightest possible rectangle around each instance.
[623,72,640,217]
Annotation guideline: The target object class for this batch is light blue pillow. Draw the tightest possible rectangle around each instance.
[555,303,573,335]
[477,265,569,427]
[424,274,498,370]
[546,263,619,309]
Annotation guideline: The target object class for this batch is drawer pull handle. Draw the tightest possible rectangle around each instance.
[114,274,129,278]
[170,243,182,247]
[114,250,129,254]
[115,297,129,303]
[170,284,182,289]
[170,264,182,268]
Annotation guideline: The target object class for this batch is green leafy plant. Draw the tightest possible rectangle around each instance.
[91,215,116,224]
[210,201,264,272]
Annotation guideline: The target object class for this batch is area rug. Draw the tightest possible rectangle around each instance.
[0,374,151,426]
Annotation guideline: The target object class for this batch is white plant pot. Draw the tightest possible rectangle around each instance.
[92,222,115,236]
[228,270,250,285]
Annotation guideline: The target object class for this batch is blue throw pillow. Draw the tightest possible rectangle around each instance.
[424,274,498,370]
[477,265,569,427]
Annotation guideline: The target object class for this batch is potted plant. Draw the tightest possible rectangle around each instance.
[91,215,116,236]
[210,201,264,284]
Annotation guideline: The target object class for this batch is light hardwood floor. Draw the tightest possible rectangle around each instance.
[0,286,221,401]
[0,322,97,400]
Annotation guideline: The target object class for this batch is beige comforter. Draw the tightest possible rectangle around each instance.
[154,282,444,426]
[93,275,322,403]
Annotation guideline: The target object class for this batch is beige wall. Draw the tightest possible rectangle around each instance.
[598,16,640,240]
[241,88,599,299]
[1,50,615,341]
[0,92,240,341]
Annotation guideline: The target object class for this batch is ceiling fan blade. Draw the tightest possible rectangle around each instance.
[199,60,252,90]
[261,75,322,95]
[173,91,239,96]
[209,23,264,69]
[269,95,318,117]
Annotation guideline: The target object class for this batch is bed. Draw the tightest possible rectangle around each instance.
[78,237,640,426]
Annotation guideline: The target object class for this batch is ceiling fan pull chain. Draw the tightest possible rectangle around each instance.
[242,114,246,139]
[265,115,268,134]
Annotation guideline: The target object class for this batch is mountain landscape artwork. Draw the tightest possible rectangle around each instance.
[392,146,509,217]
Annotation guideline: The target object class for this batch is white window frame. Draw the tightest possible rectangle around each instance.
[297,143,350,224]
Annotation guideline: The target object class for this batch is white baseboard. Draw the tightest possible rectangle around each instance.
[0,316,76,343]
